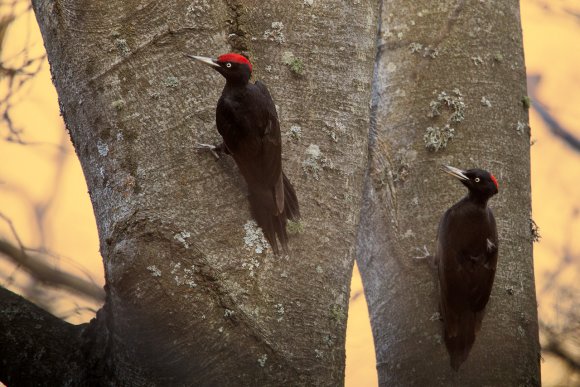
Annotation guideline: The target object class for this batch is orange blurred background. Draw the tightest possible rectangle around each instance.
[1,1,579,385]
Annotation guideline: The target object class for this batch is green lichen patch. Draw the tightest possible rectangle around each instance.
[263,21,285,44]
[302,144,323,179]
[243,220,269,254]
[111,99,126,110]
[257,354,268,367]
[163,76,180,88]
[170,261,197,288]
[330,304,346,324]
[424,125,455,152]
[289,125,302,140]
[273,303,284,322]
[409,42,423,53]
[429,89,466,123]
[522,95,531,110]
[282,51,304,75]
[114,38,130,56]
[147,265,162,277]
[173,231,191,249]
[408,43,438,58]
[286,220,304,234]
[288,58,304,74]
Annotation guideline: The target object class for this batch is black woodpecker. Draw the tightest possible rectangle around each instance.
[436,165,499,371]
[186,53,300,254]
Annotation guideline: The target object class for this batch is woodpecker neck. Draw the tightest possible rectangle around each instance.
[466,191,491,208]
[224,77,250,89]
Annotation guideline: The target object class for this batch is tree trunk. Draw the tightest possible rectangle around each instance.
[357,0,540,385]
[0,0,377,385]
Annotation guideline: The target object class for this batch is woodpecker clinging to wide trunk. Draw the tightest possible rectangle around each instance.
[436,165,499,371]
[186,53,300,254]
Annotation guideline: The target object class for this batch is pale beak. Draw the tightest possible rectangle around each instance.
[441,165,469,181]
[185,54,220,68]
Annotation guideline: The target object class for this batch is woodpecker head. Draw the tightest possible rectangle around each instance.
[442,165,499,199]
[186,53,252,85]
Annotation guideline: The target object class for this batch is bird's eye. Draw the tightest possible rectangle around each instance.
[475,177,481,183]
[226,63,232,68]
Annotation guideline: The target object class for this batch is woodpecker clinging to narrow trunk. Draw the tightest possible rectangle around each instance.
[186,53,300,254]
[436,165,499,371]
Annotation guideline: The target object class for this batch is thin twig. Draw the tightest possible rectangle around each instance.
[528,74,580,153]
[541,322,580,372]
[0,239,105,302]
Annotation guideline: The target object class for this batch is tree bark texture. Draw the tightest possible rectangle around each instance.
[0,287,86,386]
[18,0,378,385]
[357,0,540,385]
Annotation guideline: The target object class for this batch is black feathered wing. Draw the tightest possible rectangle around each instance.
[436,204,498,370]
[215,81,299,253]
[255,81,300,222]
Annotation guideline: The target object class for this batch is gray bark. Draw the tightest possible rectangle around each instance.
[357,0,540,385]
[0,0,378,385]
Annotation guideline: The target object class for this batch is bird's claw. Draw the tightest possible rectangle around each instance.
[195,143,217,150]
[195,143,220,159]
[414,245,437,269]
[413,245,431,260]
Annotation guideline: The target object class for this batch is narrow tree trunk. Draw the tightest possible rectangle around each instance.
[357,0,540,385]
[3,0,379,385]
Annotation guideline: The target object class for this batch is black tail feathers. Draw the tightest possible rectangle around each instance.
[282,172,300,221]
[247,173,299,254]
[444,312,478,371]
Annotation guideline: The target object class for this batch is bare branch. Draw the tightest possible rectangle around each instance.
[544,341,580,372]
[0,6,47,143]
[528,74,580,153]
[0,211,24,250]
[541,322,580,372]
[0,239,105,302]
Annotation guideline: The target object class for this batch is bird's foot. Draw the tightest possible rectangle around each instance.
[413,245,437,269]
[195,143,220,160]
[413,245,431,260]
